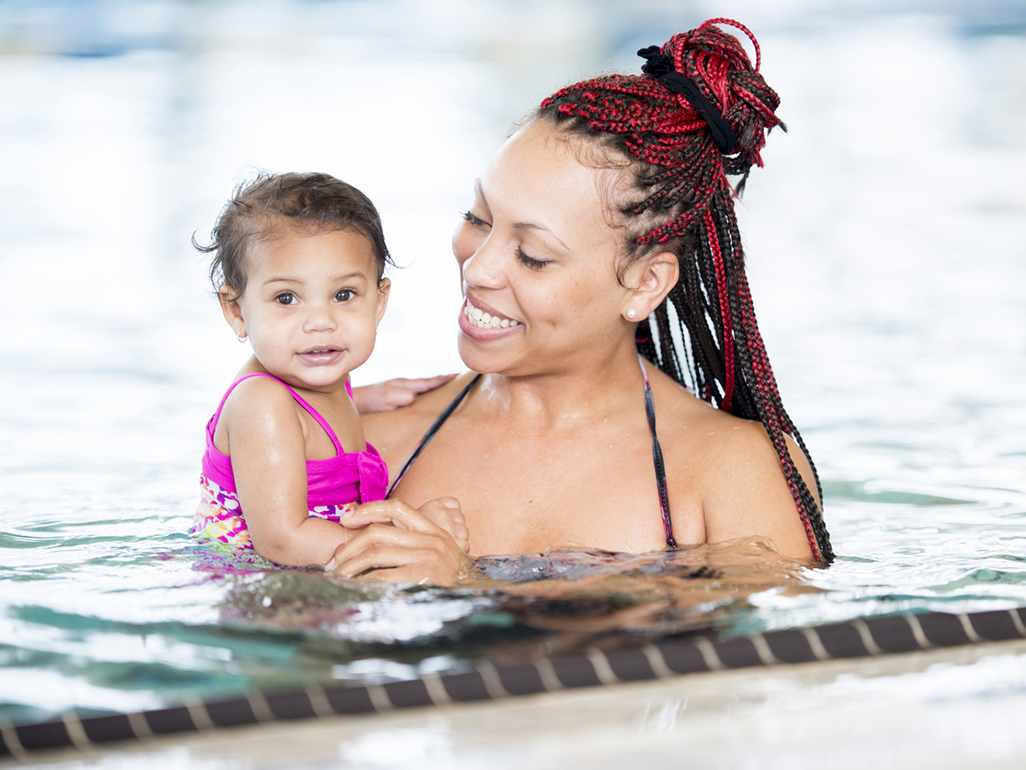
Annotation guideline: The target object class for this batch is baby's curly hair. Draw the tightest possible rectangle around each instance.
[196,172,393,301]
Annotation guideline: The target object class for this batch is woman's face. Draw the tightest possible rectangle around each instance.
[452,119,633,377]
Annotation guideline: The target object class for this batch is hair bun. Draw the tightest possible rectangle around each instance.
[661,19,785,186]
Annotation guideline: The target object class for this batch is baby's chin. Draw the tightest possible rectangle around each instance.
[260,364,351,393]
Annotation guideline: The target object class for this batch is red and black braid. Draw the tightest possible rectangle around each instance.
[538,19,833,562]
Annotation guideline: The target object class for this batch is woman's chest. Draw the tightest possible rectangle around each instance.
[391,421,693,555]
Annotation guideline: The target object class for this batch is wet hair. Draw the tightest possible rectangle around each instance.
[537,19,832,562]
[196,171,393,300]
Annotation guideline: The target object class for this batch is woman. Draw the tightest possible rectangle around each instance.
[330,19,832,584]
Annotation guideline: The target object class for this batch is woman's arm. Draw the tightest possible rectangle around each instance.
[351,375,456,414]
[695,420,819,563]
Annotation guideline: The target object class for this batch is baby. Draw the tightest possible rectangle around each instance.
[192,172,466,567]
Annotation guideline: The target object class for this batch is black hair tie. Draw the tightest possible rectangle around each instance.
[638,46,737,154]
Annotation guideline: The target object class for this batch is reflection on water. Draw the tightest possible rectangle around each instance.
[206,540,806,683]
[1,0,1026,724]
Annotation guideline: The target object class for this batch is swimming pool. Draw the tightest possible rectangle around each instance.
[2,0,1025,760]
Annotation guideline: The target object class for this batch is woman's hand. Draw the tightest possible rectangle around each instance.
[351,375,456,414]
[325,499,473,586]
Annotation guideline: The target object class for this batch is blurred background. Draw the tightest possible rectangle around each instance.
[1,0,1024,500]
[1,0,1026,721]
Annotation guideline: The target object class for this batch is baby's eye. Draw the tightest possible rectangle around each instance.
[275,292,296,305]
[335,289,354,303]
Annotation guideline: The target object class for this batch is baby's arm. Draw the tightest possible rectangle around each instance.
[220,377,353,567]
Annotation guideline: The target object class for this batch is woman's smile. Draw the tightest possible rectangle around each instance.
[458,293,525,343]
[461,296,521,330]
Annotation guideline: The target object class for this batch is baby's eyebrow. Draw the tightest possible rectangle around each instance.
[260,273,370,285]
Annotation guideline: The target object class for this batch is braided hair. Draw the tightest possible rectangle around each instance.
[538,19,833,562]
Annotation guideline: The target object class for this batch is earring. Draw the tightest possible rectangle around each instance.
[626,308,638,320]
[237,332,247,343]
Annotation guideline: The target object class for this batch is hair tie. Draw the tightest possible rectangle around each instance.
[638,46,737,154]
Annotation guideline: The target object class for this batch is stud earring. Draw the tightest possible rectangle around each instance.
[626,308,638,320]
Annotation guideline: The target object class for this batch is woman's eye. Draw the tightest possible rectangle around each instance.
[275,292,296,305]
[335,289,354,302]
[461,210,489,229]
[516,248,549,270]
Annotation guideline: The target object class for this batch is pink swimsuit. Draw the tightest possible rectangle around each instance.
[193,374,388,550]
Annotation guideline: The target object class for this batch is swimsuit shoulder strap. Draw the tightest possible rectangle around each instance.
[385,373,482,498]
[212,372,344,455]
[639,356,677,549]
[384,362,676,550]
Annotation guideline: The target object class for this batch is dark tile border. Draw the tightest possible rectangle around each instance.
[2,607,1025,761]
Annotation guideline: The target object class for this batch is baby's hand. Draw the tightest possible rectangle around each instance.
[417,497,470,553]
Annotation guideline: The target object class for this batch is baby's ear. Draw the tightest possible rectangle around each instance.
[218,286,246,336]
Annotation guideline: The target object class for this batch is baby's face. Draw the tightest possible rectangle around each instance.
[227,227,388,393]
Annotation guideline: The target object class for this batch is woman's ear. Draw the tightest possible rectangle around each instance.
[620,252,679,322]
[218,286,247,340]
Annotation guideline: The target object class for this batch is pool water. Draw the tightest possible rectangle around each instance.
[2,0,1026,728]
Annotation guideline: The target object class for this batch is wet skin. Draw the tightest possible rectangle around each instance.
[362,120,818,566]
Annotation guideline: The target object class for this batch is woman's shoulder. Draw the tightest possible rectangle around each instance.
[644,365,739,433]
[362,372,477,464]
[647,367,817,561]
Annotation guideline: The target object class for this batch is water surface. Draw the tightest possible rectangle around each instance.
[1,0,1025,725]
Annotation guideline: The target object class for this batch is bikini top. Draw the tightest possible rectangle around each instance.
[386,357,677,549]
[202,373,388,507]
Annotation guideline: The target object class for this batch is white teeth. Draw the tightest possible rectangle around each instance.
[463,301,519,330]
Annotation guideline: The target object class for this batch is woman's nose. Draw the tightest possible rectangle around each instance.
[460,238,506,290]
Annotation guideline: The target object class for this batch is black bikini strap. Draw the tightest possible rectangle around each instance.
[386,362,677,551]
[385,373,482,498]
[639,357,677,549]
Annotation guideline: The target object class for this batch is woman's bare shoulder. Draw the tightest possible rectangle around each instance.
[646,368,817,561]
[362,372,477,462]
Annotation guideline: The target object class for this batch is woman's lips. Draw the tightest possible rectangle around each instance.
[459,298,522,340]
[462,297,520,329]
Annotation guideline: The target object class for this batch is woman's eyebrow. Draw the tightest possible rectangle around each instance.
[475,179,570,251]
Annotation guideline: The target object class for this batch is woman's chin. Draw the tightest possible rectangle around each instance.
[457,335,501,375]
[457,309,520,365]
[456,333,520,375]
